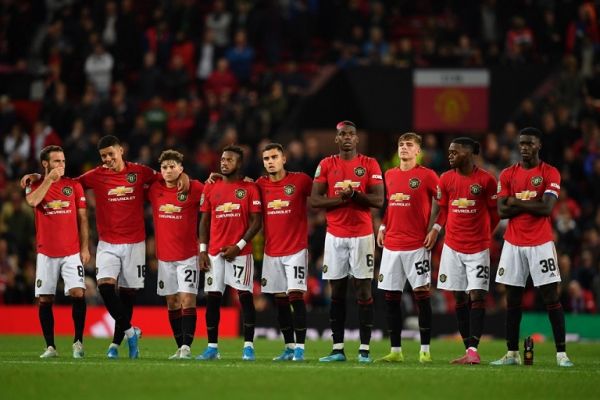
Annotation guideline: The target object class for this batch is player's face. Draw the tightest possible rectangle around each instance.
[43,151,66,172]
[262,149,285,175]
[335,127,358,152]
[518,135,541,162]
[220,151,240,176]
[99,145,124,170]
[448,143,469,168]
[160,160,183,183]
[398,139,420,161]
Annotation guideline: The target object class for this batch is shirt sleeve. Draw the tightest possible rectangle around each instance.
[249,184,262,213]
[141,164,159,184]
[427,170,440,198]
[497,169,511,198]
[302,174,313,197]
[313,159,329,184]
[485,174,499,209]
[77,168,95,189]
[368,158,384,186]
[200,185,211,213]
[74,182,87,209]
[437,174,448,207]
[544,166,561,199]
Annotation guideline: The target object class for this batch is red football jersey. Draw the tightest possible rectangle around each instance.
[29,178,86,257]
[383,165,439,251]
[498,162,560,246]
[438,167,498,254]
[256,172,312,257]
[200,180,262,256]
[78,162,157,244]
[313,154,383,237]
[148,179,204,262]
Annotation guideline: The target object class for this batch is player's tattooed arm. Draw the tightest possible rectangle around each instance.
[198,212,211,271]
[77,208,91,265]
[505,193,558,217]
[24,168,63,207]
[349,183,384,208]
[497,196,521,218]
[220,212,262,262]
[309,182,344,209]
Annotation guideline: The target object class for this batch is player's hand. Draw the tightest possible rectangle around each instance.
[177,172,190,193]
[377,229,385,248]
[80,247,91,265]
[506,196,517,206]
[423,229,439,250]
[20,173,42,188]
[243,176,254,183]
[47,167,64,182]
[199,252,211,272]
[206,172,224,184]
[340,186,354,201]
[220,245,241,262]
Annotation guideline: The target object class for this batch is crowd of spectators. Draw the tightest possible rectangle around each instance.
[0,1,599,317]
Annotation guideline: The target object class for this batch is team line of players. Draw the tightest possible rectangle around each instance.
[22,121,573,366]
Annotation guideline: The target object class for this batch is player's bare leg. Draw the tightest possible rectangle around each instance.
[539,282,573,367]
[319,278,348,362]
[289,290,307,361]
[38,295,57,358]
[273,293,295,361]
[166,294,183,359]
[97,277,140,359]
[179,292,197,359]
[414,285,432,363]
[69,287,86,358]
[355,278,374,363]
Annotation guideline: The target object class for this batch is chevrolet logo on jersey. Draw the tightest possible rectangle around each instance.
[451,198,476,208]
[159,204,182,214]
[390,193,411,202]
[108,186,134,196]
[334,180,361,189]
[267,199,290,209]
[516,190,537,200]
[44,200,70,210]
[216,202,241,213]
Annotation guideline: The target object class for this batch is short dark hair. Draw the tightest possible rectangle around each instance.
[223,145,244,162]
[336,120,356,131]
[519,127,543,140]
[40,145,64,163]
[98,135,121,150]
[398,132,422,146]
[451,137,480,155]
[158,149,184,164]
[263,143,284,154]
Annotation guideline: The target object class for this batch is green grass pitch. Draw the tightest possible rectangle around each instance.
[1,335,598,400]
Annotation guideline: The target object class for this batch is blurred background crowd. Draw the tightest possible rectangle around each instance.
[0,0,599,316]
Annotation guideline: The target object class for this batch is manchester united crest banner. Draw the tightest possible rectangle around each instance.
[413,69,489,132]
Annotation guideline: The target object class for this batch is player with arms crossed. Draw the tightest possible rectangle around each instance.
[26,146,90,358]
[431,137,499,365]
[310,120,384,363]
[257,143,312,362]
[148,150,203,359]
[491,127,573,367]
[197,146,262,361]
[376,133,439,363]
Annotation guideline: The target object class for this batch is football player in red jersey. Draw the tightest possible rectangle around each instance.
[257,143,312,362]
[310,121,384,363]
[25,146,89,358]
[491,127,573,367]
[376,133,439,363]
[147,150,203,360]
[197,145,262,361]
[432,137,500,365]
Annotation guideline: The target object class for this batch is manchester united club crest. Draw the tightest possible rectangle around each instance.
[177,192,188,202]
[207,277,213,286]
[261,278,267,287]
[531,176,543,186]
[62,186,73,196]
[409,178,421,189]
[284,184,295,196]
[498,268,505,276]
[470,184,482,195]
[323,265,328,273]
[36,279,42,288]
[235,188,247,199]
[354,167,366,177]
[126,173,137,183]
[439,274,447,283]
[378,274,384,282]
[159,280,164,289]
